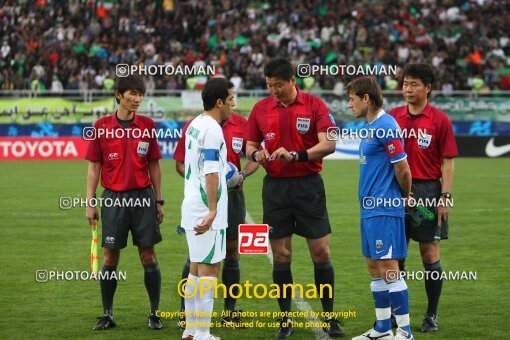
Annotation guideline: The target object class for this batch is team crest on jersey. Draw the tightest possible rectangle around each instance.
[137,141,149,157]
[418,133,432,149]
[232,137,243,153]
[376,240,383,249]
[296,117,311,134]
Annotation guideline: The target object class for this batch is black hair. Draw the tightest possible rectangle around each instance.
[201,77,234,111]
[114,75,146,104]
[402,63,435,87]
[263,58,294,81]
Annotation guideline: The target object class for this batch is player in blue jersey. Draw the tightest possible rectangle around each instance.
[346,77,414,340]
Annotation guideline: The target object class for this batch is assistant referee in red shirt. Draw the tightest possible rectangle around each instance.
[245,58,343,338]
[85,74,164,331]
[389,63,458,333]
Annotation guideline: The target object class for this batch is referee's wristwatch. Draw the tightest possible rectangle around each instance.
[440,192,452,199]
[290,151,298,162]
[156,200,165,206]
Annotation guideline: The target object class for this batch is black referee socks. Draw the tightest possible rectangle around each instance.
[143,262,161,314]
[314,261,335,313]
[222,260,241,311]
[100,265,117,316]
[423,260,443,316]
[273,262,293,313]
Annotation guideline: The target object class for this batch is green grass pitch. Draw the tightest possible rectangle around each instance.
[0,158,508,339]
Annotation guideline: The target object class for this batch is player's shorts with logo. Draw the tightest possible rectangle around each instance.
[361,215,407,259]
[185,229,226,264]
[226,189,246,240]
[263,173,331,239]
[100,186,162,249]
[406,179,449,242]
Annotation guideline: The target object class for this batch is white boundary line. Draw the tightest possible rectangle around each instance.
[245,211,330,340]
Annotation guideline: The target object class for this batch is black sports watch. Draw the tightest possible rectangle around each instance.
[156,200,165,206]
[290,151,298,162]
[440,192,452,199]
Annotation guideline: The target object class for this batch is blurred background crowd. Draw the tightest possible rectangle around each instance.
[0,0,509,94]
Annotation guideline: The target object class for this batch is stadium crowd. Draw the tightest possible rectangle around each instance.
[0,0,509,93]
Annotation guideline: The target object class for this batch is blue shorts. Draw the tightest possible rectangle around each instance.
[361,215,407,259]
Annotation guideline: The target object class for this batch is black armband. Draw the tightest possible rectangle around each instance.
[251,150,259,162]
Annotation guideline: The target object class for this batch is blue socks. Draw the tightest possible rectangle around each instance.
[387,278,412,338]
[371,278,392,333]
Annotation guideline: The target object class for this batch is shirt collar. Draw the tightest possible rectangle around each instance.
[221,115,234,127]
[112,110,140,127]
[367,108,385,124]
[407,102,431,117]
[271,86,305,108]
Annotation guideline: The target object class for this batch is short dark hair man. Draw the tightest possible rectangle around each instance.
[245,58,343,338]
[179,77,234,340]
[389,63,459,333]
[174,80,259,328]
[85,74,164,331]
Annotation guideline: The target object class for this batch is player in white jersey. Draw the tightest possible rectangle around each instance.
[180,78,234,340]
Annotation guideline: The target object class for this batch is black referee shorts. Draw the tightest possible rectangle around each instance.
[406,179,449,243]
[262,173,331,239]
[100,186,162,249]
[226,189,246,240]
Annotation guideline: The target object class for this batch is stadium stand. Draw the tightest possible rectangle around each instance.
[0,0,509,93]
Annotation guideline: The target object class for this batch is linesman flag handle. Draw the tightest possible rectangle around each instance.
[90,220,99,276]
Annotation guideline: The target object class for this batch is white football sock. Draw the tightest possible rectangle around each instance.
[194,276,217,340]
[183,273,199,337]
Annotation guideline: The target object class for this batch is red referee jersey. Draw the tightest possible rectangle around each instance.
[389,103,458,180]
[246,87,335,177]
[85,112,162,191]
[173,113,248,170]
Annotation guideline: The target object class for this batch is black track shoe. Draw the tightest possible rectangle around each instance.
[275,317,294,339]
[148,312,163,330]
[93,314,116,330]
[421,314,438,333]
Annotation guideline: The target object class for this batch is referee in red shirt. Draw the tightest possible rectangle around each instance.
[245,58,343,338]
[174,91,259,327]
[85,75,164,331]
[389,64,458,333]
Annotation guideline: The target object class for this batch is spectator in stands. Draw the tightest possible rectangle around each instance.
[0,0,508,92]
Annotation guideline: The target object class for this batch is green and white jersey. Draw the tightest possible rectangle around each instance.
[181,114,228,230]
